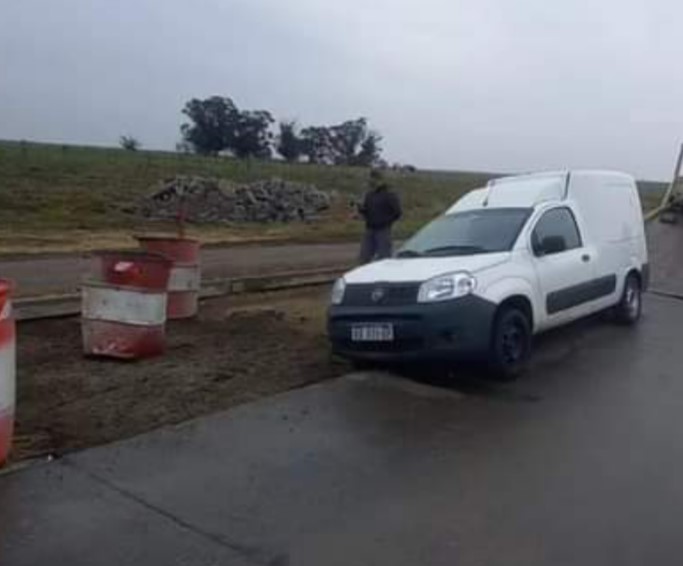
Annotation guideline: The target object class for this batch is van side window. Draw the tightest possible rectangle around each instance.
[531,208,582,256]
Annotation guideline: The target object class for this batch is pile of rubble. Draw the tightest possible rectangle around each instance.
[140,176,335,224]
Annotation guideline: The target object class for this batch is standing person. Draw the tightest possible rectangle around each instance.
[358,169,402,264]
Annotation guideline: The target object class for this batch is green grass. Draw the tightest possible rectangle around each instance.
[0,140,668,254]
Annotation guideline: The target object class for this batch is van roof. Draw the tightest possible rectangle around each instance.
[487,170,634,208]
[446,170,635,214]
[490,170,633,188]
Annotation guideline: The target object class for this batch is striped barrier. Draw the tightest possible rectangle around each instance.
[166,262,201,319]
[0,280,15,465]
[82,252,172,359]
[137,237,201,319]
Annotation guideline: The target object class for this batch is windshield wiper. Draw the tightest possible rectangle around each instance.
[396,249,422,258]
[422,245,488,256]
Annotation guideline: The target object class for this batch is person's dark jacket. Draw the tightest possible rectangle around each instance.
[359,188,402,230]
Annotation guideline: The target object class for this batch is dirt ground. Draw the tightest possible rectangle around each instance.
[12,286,347,463]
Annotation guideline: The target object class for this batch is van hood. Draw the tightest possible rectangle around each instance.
[344,252,511,284]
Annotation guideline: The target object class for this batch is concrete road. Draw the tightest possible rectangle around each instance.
[0,242,358,297]
[3,292,683,565]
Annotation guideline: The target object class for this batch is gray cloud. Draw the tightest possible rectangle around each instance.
[1,0,680,178]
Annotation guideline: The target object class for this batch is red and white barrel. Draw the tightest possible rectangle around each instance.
[0,280,16,466]
[82,252,172,360]
[137,237,201,319]
[166,262,201,319]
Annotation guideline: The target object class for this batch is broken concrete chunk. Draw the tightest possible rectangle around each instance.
[140,176,334,224]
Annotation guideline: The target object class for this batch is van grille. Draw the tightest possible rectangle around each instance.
[343,283,420,307]
[338,338,424,353]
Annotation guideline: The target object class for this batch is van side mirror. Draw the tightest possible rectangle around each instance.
[537,235,567,256]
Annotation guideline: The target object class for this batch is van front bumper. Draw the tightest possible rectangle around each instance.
[328,295,497,362]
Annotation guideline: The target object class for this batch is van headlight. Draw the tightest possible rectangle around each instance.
[417,272,476,303]
[331,277,347,305]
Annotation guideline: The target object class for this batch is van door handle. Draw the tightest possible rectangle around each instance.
[582,254,591,263]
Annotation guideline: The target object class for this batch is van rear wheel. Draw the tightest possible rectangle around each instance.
[615,273,642,325]
[489,306,532,380]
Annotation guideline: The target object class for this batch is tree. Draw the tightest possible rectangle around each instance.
[179,97,384,164]
[330,118,369,165]
[299,118,383,166]
[120,135,141,151]
[300,126,335,164]
[180,96,239,155]
[276,121,303,162]
[232,110,274,159]
[180,96,274,159]
[355,131,383,167]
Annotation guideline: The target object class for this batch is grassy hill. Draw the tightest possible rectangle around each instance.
[0,140,667,255]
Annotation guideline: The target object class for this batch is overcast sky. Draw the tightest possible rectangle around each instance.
[1,0,681,179]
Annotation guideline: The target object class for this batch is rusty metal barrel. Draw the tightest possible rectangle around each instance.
[82,252,172,359]
[0,280,16,466]
[137,237,201,319]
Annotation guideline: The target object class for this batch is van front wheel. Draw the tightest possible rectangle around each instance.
[615,273,642,325]
[489,307,532,380]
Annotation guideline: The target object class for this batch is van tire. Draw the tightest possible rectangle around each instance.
[488,306,532,380]
[615,273,642,325]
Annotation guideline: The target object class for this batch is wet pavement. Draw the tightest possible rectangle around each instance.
[3,291,683,565]
[647,219,683,296]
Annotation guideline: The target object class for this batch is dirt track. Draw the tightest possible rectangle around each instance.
[0,242,358,297]
[13,287,345,462]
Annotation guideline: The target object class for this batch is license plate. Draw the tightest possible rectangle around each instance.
[351,324,394,342]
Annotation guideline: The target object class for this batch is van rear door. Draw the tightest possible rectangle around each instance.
[569,174,643,310]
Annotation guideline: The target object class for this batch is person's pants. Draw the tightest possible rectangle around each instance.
[359,227,393,264]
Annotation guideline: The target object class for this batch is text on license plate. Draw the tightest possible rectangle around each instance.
[351,324,394,342]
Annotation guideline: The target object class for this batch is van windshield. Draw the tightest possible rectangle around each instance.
[398,208,532,257]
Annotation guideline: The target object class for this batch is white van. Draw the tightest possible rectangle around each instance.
[328,170,648,378]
